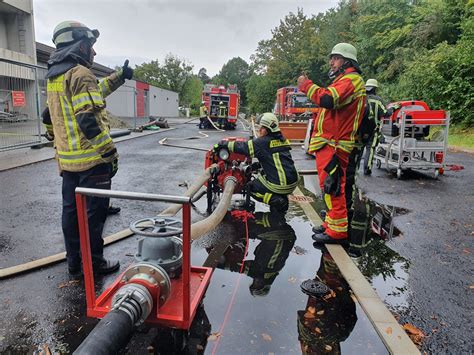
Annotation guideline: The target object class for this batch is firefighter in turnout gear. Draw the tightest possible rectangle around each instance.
[199,101,208,129]
[215,113,298,213]
[363,79,387,175]
[217,101,227,129]
[298,43,366,244]
[44,21,133,276]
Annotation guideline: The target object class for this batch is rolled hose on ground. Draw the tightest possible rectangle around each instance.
[73,309,134,355]
[191,176,236,240]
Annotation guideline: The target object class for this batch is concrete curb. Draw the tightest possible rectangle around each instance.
[293,186,420,355]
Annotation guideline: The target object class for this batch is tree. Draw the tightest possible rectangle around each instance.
[134,53,194,105]
[181,75,204,114]
[198,68,211,84]
[216,57,251,104]
[246,74,278,114]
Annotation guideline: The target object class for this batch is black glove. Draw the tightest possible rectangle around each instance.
[251,162,261,171]
[111,158,119,178]
[323,154,342,196]
[120,59,133,80]
[213,141,227,152]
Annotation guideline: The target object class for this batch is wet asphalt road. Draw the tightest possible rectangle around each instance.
[356,150,474,353]
[0,120,472,354]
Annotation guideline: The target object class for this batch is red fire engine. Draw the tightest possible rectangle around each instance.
[274,86,319,121]
[202,84,240,129]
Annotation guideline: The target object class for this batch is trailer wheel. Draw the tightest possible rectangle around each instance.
[375,159,381,169]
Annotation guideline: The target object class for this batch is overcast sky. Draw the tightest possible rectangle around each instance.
[34,0,339,76]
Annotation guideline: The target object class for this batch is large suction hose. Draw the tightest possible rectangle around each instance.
[191,176,237,240]
[159,164,218,217]
[74,283,154,355]
[74,309,134,355]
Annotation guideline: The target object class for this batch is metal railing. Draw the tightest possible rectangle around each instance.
[0,58,45,151]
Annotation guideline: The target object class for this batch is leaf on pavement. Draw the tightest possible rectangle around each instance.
[58,280,80,288]
[288,276,297,283]
[261,333,272,342]
[385,327,393,335]
[403,323,425,345]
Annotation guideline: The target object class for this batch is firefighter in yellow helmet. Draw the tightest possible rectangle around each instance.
[42,21,133,276]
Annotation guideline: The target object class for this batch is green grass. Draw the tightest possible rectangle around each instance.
[448,126,474,149]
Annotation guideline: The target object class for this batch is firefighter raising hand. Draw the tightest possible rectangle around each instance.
[297,74,308,89]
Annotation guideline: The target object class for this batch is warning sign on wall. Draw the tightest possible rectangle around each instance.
[12,91,26,107]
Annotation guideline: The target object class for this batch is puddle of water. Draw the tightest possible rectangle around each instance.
[43,184,403,354]
[301,175,412,313]
[189,200,388,354]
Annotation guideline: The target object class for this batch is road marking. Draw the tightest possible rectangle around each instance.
[293,186,420,355]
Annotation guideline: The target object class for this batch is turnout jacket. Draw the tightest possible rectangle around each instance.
[225,133,298,194]
[299,67,366,153]
[367,93,387,127]
[46,65,124,172]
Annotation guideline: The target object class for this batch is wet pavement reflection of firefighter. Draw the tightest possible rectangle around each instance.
[297,252,357,354]
[215,211,296,296]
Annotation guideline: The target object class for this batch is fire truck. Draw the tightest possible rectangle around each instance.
[202,84,240,129]
[274,86,319,121]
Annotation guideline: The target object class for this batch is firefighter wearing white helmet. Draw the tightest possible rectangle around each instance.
[214,112,298,213]
[41,20,134,276]
[199,101,208,129]
[217,101,228,129]
[297,43,366,244]
[362,78,387,175]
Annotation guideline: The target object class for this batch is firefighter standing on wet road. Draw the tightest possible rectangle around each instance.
[218,101,227,129]
[363,79,387,175]
[199,101,208,129]
[43,21,133,276]
[297,43,366,244]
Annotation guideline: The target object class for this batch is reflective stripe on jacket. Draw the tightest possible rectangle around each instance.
[199,105,208,117]
[300,68,366,153]
[47,65,124,172]
[226,134,299,195]
[367,93,387,127]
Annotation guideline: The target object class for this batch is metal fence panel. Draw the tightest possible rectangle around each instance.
[0,58,43,151]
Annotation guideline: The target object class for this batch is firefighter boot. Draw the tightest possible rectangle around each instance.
[92,258,120,275]
[107,205,121,215]
[312,232,348,245]
[312,225,325,234]
[270,195,289,214]
[68,262,83,277]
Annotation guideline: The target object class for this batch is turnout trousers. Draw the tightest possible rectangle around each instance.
[62,163,111,268]
[249,179,290,212]
[315,145,350,239]
[363,131,379,173]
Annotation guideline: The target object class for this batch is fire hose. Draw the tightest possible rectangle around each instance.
[75,280,156,355]
[191,176,237,240]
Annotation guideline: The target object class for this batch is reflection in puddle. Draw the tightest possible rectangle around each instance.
[193,210,388,354]
[298,252,357,354]
[208,212,296,297]
[300,177,412,312]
